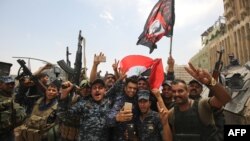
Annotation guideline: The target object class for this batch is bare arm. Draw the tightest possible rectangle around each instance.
[158,105,172,141]
[166,55,175,81]
[33,63,53,76]
[89,53,104,82]
[151,89,167,110]
[112,59,120,80]
[184,62,231,108]
[167,55,174,73]
[152,89,172,141]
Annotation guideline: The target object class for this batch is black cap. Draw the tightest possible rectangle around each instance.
[138,76,148,82]
[104,73,116,80]
[91,78,105,87]
[162,80,171,87]
[0,76,15,83]
[189,79,202,87]
[137,90,150,100]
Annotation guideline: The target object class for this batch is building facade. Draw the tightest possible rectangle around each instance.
[172,65,193,83]
[190,0,250,72]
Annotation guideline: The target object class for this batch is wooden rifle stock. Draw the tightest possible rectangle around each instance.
[208,49,224,97]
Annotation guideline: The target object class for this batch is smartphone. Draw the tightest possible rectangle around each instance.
[94,55,106,62]
[99,55,106,62]
[123,102,132,111]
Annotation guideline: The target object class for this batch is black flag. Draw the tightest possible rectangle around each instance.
[137,0,175,54]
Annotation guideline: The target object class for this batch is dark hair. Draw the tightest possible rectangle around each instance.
[137,76,147,82]
[171,79,188,90]
[125,75,138,86]
[104,73,116,80]
[51,79,62,91]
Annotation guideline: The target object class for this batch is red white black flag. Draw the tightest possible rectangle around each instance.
[137,0,175,54]
[119,55,164,89]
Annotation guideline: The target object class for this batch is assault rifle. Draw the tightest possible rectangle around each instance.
[16,59,47,91]
[208,48,224,97]
[66,46,71,67]
[57,30,84,85]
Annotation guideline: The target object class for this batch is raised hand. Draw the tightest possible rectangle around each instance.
[151,88,168,111]
[43,63,53,70]
[167,55,175,68]
[157,102,169,125]
[112,59,119,72]
[94,52,105,65]
[184,62,212,85]
[116,110,133,122]
[60,81,74,99]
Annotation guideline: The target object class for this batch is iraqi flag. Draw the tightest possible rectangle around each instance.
[119,55,164,89]
[137,0,175,54]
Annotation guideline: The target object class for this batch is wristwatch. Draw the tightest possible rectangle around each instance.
[208,77,217,87]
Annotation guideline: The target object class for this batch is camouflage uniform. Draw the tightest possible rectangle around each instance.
[14,97,58,141]
[58,94,81,141]
[58,97,112,141]
[106,94,139,141]
[15,81,45,115]
[136,110,163,141]
[0,76,26,141]
[57,80,123,141]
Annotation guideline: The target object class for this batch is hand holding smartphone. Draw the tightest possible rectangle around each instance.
[94,54,106,62]
[123,102,132,111]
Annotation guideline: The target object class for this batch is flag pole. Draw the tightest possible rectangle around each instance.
[169,36,173,55]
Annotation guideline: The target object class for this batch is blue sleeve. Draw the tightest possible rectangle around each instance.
[57,97,85,122]
[166,71,175,81]
[106,97,124,127]
[105,80,123,100]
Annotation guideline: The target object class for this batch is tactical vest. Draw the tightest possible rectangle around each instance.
[59,95,80,141]
[0,92,26,134]
[173,100,201,141]
[172,99,221,141]
[14,97,58,141]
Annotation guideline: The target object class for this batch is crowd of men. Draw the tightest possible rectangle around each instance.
[0,53,231,141]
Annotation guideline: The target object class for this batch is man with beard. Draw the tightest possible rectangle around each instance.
[58,78,123,141]
[137,76,149,90]
[58,79,91,141]
[188,79,225,141]
[188,79,203,100]
[161,80,175,109]
[135,90,168,141]
[89,53,119,90]
[104,73,117,90]
[167,63,231,141]
[0,76,26,141]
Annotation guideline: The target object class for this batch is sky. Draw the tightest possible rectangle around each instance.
[0,0,224,76]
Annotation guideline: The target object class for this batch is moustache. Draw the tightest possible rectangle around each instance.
[174,96,182,100]
[190,89,197,93]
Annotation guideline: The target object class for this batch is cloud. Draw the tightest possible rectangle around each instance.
[99,10,114,24]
